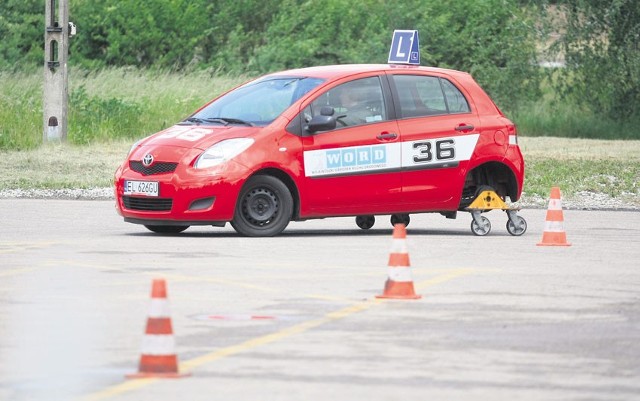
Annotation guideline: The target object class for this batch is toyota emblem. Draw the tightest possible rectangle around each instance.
[142,154,154,167]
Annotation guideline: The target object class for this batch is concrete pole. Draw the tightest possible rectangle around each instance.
[43,0,69,142]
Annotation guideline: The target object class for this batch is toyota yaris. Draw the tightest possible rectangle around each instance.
[114,64,524,236]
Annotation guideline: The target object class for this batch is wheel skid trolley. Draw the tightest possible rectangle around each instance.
[465,190,527,236]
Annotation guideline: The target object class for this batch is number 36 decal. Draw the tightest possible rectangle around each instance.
[413,139,455,163]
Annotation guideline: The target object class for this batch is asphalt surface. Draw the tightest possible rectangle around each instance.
[0,199,639,401]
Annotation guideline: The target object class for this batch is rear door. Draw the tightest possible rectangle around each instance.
[389,73,481,209]
[299,75,402,216]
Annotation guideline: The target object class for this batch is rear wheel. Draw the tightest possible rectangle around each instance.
[231,175,293,237]
[144,225,189,234]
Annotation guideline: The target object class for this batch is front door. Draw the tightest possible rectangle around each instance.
[299,76,402,216]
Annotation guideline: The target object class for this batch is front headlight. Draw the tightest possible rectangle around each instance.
[194,138,254,169]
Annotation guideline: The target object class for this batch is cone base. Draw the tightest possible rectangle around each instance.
[537,242,571,247]
[375,294,422,300]
[537,231,571,247]
[126,371,191,379]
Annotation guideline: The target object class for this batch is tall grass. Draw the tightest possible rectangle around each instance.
[0,71,43,150]
[512,100,640,140]
[1,67,639,151]
[509,70,640,140]
[1,68,248,150]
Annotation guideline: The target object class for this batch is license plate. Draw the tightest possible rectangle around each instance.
[124,180,159,197]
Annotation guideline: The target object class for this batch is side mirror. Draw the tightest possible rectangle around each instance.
[305,106,336,133]
[306,115,336,133]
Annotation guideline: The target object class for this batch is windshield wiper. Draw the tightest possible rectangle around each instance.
[183,117,204,124]
[204,117,255,127]
[183,117,254,127]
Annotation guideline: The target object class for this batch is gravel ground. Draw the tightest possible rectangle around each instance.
[1,187,638,211]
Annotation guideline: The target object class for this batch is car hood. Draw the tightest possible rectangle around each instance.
[138,124,261,150]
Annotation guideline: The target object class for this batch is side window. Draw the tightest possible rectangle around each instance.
[441,78,470,113]
[306,76,387,129]
[392,75,470,118]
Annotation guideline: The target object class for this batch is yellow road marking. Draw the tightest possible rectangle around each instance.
[0,267,39,277]
[83,267,480,401]
[415,267,478,289]
[62,260,279,293]
[0,241,58,255]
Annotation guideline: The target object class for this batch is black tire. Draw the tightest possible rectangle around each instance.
[355,215,375,229]
[231,175,293,237]
[460,184,496,209]
[390,214,410,227]
[144,225,189,234]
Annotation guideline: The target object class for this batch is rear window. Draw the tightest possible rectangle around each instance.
[392,75,470,118]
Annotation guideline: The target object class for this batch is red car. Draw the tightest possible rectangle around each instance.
[114,64,525,237]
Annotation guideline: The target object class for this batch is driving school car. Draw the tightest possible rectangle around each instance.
[114,64,525,237]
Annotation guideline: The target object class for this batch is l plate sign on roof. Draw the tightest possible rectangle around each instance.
[388,30,420,65]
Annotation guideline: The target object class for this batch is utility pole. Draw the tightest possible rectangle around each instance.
[43,0,74,142]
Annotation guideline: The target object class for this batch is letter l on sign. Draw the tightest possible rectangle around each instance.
[388,30,420,65]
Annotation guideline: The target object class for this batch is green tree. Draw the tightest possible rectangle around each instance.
[248,0,541,112]
[553,0,640,121]
[0,0,43,70]
[206,0,283,73]
[71,0,214,68]
[0,0,542,113]
[245,0,388,72]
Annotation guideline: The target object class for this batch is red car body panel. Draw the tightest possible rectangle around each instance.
[114,64,524,233]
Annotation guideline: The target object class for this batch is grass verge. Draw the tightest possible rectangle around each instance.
[0,137,638,208]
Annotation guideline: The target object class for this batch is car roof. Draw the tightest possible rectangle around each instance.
[268,64,471,81]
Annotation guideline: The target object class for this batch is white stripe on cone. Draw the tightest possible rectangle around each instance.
[148,299,171,318]
[140,334,176,355]
[390,239,408,253]
[544,220,566,232]
[548,199,562,210]
[387,267,413,282]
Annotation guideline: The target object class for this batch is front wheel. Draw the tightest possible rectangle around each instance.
[231,175,293,237]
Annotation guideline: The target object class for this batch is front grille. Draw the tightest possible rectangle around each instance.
[129,161,178,176]
[122,196,173,211]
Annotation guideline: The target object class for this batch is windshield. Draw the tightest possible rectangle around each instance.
[188,76,325,126]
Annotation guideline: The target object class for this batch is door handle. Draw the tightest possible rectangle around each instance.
[376,132,398,140]
[455,124,474,132]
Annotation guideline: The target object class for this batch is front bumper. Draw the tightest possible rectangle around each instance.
[114,159,249,224]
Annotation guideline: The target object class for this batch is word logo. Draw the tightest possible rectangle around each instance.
[326,146,386,168]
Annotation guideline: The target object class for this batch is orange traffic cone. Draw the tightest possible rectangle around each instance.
[127,278,190,378]
[537,187,571,246]
[376,224,422,299]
